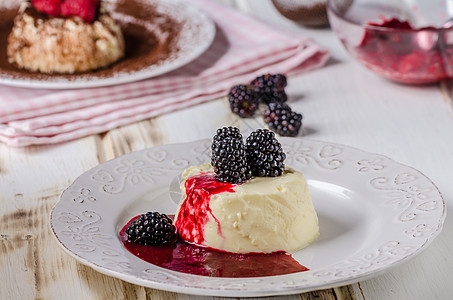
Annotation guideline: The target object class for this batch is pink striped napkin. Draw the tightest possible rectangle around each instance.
[0,0,329,147]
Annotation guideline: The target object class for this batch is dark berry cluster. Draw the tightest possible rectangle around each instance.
[227,74,303,137]
[251,73,287,104]
[264,102,302,137]
[211,127,252,184]
[213,126,242,142]
[125,212,177,245]
[228,85,259,118]
[245,129,286,177]
[211,127,286,183]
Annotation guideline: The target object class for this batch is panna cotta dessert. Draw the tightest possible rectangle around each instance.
[7,0,125,74]
[174,163,319,253]
[174,127,319,254]
[121,127,318,277]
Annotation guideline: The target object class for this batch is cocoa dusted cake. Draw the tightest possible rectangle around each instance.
[7,0,125,74]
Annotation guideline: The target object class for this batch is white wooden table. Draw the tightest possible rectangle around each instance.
[1,1,452,299]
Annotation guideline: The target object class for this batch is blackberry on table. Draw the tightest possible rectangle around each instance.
[125,212,177,245]
[228,84,260,117]
[250,73,288,104]
[211,136,252,184]
[213,126,242,142]
[245,129,286,177]
[263,102,302,137]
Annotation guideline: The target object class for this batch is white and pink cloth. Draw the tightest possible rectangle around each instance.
[0,0,329,147]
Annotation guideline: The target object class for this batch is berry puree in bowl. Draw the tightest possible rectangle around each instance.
[355,18,453,84]
[327,0,453,84]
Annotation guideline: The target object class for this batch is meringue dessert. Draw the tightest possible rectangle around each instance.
[7,0,125,74]
[174,164,319,254]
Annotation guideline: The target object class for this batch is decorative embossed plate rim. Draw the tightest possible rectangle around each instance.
[50,138,446,297]
[0,0,215,89]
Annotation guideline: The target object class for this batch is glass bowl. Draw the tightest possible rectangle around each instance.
[327,0,453,84]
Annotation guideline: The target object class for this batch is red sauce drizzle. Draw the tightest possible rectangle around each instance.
[120,216,309,277]
[173,172,236,246]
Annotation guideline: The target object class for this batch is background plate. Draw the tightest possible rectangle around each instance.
[50,138,446,297]
[0,0,215,89]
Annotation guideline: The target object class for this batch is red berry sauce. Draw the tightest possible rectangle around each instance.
[119,172,309,277]
[174,172,235,247]
[120,216,308,277]
[355,18,453,84]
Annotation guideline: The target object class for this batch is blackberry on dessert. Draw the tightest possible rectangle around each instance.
[245,129,286,177]
[211,127,252,184]
[7,0,125,74]
[264,102,302,137]
[212,126,242,142]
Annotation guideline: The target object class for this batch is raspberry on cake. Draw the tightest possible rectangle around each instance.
[174,128,319,254]
[7,0,125,74]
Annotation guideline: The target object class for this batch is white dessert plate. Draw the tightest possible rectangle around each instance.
[0,0,215,89]
[50,138,446,297]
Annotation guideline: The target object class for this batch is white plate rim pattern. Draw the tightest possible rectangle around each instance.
[0,0,215,89]
[50,138,446,297]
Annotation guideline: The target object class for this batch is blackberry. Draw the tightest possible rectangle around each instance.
[125,212,177,245]
[251,73,288,104]
[228,84,260,117]
[213,126,242,142]
[211,136,252,184]
[245,129,286,177]
[263,102,302,137]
